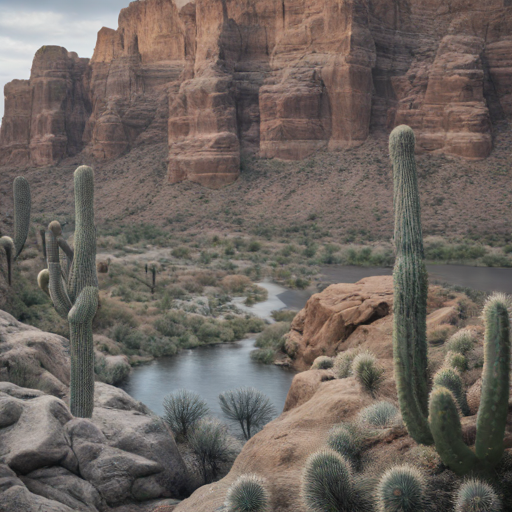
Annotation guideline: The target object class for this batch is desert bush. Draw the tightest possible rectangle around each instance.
[444,351,468,373]
[311,356,334,370]
[171,246,190,259]
[255,322,290,351]
[219,387,276,440]
[454,479,501,512]
[271,310,297,322]
[188,417,239,484]
[141,336,178,357]
[154,311,187,338]
[181,279,204,294]
[162,389,209,441]
[352,351,385,398]
[221,275,252,294]
[94,353,130,385]
[93,297,138,330]
[445,329,476,355]
[333,348,362,379]
[427,327,451,346]
[358,401,400,428]
[110,324,147,350]
[250,348,275,365]
[195,271,219,287]
[247,240,261,252]
[225,474,269,512]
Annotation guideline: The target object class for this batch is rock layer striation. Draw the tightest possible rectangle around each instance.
[2,0,512,187]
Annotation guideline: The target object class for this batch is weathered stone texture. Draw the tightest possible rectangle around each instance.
[2,0,512,186]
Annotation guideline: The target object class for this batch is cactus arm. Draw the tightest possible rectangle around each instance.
[429,387,479,475]
[37,269,50,297]
[57,237,74,264]
[0,236,15,286]
[475,295,511,467]
[12,176,31,260]
[68,166,98,303]
[47,226,72,318]
[390,125,433,446]
[68,286,98,418]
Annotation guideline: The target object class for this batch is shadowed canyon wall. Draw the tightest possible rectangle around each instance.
[1,0,512,188]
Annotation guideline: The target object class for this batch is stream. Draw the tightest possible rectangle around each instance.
[121,263,512,419]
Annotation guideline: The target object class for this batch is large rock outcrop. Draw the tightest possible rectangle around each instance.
[3,0,512,187]
[0,381,189,512]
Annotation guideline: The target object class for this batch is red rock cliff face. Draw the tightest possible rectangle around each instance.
[2,0,512,188]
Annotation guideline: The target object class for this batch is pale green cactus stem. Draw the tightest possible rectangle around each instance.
[1,176,31,285]
[68,166,98,302]
[429,294,511,476]
[69,286,98,418]
[39,166,98,418]
[390,125,433,446]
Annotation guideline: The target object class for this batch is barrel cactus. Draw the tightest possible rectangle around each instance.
[454,479,501,512]
[301,449,354,512]
[326,424,361,464]
[390,125,511,476]
[377,465,426,512]
[0,177,31,285]
[225,474,269,512]
[38,166,98,418]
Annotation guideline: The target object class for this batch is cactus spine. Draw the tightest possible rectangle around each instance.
[1,177,31,285]
[390,125,432,446]
[377,465,426,512]
[390,125,511,476]
[39,166,98,418]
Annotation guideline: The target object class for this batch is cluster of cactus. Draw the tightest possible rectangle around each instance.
[390,125,511,476]
[38,166,98,418]
[0,177,31,285]
[225,474,269,512]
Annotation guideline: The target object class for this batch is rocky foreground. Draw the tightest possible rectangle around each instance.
[2,0,512,187]
[1,278,511,511]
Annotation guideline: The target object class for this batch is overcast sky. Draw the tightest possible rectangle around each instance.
[0,0,130,123]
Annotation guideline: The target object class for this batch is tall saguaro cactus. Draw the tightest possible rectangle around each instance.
[0,177,31,285]
[390,125,511,476]
[38,166,98,418]
[390,125,433,446]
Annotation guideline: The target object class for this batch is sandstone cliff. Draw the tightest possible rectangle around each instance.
[2,0,512,188]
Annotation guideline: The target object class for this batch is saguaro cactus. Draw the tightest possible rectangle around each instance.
[390,125,433,446]
[429,294,511,476]
[0,177,31,285]
[390,125,511,476]
[38,166,98,418]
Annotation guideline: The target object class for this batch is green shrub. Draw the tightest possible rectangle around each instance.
[247,240,261,252]
[358,401,400,428]
[154,311,187,338]
[94,353,130,385]
[445,351,468,373]
[162,389,209,441]
[311,356,334,370]
[188,417,239,484]
[445,329,475,355]
[271,310,297,322]
[427,327,451,346]
[141,336,178,357]
[250,348,275,365]
[219,387,276,440]
[255,322,290,351]
[172,246,190,259]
